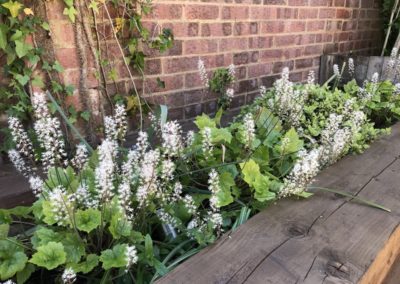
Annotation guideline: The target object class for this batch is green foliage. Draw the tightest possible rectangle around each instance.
[100,244,128,270]
[0,239,28,280]
[75,208,101,233]
[30,241,66,270]
[209,68,235,110]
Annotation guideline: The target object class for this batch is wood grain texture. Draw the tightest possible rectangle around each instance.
[157,123,400,284]
[0,165,33,209]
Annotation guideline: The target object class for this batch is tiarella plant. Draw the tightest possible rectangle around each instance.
[2,60,400,283]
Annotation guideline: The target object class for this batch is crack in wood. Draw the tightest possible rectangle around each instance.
[324,156,399,222]
[240,238,291,283]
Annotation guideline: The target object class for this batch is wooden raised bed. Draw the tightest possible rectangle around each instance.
[157,124,400,284]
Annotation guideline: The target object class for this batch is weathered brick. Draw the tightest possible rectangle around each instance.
[285,21,306,32]
[250,7,278,20]
[248,63,273,78]
[249,36,273,49]
[147,75,184,93]
[186,5,219,19]
[202,23,232,37]
[299,9,318,19]
[264,0,287,4]
[277,8,298,19]
[261,49,283,61]
[222,6,249,19]
[288,0,308,5]
[295,58,313,69]
[184,39,218,55]
[275,35,301,46]
[262,21,285,33]
[233,51,259,65]
[336,9,351,19]
[307,20,325,31]
[144,4,183,20]
[319,8,335,18]
[220,38,248,52]
[163,23,199,38]
[144,59,162,75]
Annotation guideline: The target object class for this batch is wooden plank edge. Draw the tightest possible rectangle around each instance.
[360,224,400,284]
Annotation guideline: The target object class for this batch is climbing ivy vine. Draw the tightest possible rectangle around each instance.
[0,0,173,153]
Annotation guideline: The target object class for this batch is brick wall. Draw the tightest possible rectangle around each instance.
[136,0,383,122]
[15,0,386,124]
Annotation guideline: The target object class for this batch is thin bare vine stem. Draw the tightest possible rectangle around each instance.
[102,2,144,130]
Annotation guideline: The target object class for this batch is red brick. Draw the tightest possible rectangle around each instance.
[277,8,298,19]
[333,0,345,6]
[201,23,232,37]
[261,21,285,33]
[55,48,79,69]
[275,35,301,46]
[299,34,316,44]
[51,21,75,48]
[299,9,318,19]
[63,68,99,89]
[264,0,287,4]
[319,8,335,18]
[248,63,273,78]
[346,0,360,7]
[143,4,182,20]
[233,51,259,65]
[249,37,273,49]
[185,72,203,89]
[147,75,184,93]
[336,9,351,18]
[288,0,308,5]
[162,23,199,38]
[250,7,278,20]
[285,21,306,32]
[144,59,162,75]
[233,22,258,36]
[260,49,283,62]
[220,38,248,52]
[304,45,323,55]
[310,0,331,6]
[222,6,249,20]
[163,57,198,74]
[283,47,303,59]
[307,20,325,31]
[186,5,219,20]
[295,58,313,69]
[184,39,218,55]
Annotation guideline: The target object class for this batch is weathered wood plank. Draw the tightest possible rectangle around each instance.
[157,124,400,284]
[0,165,33,209]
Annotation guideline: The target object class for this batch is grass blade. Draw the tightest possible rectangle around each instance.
[308,186,391,212]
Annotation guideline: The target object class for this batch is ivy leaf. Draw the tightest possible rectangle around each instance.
[31,227,62,249]
[109,213,132,239]
[14,74,29,86]
[88,1,99,13]
[62,233,85,264]
[63,6,77,23]
[16,263,35,284]
[2,1,23,18]
[100,244,128,270]
[41,22,50,31]
[15,40,32,58]
[75,208,101,233]
[80,111,91,121]
[70,254,99,273]
[30,242,66,270]
[0,239,28,280]
[52,61,64,73]
[0,24,8,50]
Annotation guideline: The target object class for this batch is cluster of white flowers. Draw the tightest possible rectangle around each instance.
[280,148,321,197]
[161,159,175,181]
[28,176,44,197]
[207,170,223,229]
[105,104,128,142]
[348,58,355,77]
[307,70,315,86]
[125,245,138,271]
[198,59,209,88]
[71,144,88,170]
[242,113,255,148]
[8,117,34,158]
[271,68,304,127]
[32,93,67,171]
[161,121,183,157]
[48,186,73,226]
[157,208,179,227]
[95,140,117,203]
[333,64,341,79]
[1,280,16,284]
[228,63,235,78]
[74,182,98,208]
[186,130,195,146]
[202,127,213,158]
[225,88,235,103]
[8,150,31,177]
[118,181,134,220]
[61,267,76,283]
[259,85,267,96]
[136,150,161,206]
[182,194,197,214]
